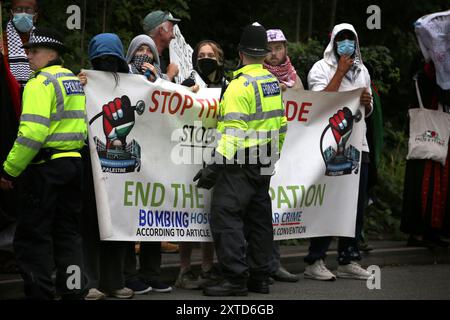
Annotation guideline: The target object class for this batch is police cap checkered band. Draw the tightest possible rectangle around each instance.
[22,27,66,52]
[28,35,63,46]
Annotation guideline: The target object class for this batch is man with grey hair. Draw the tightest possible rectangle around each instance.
[143,10,180,82]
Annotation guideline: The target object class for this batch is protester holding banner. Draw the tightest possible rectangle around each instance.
[175,40,228,290]
[2,0,38,88]
[401,12,450,248]
[144,13,197,253]
[264,29,303,92]
[305,23,373,281]
[126,34,162,82]
[123,34,173,294]
[263,28,301,284]
[181,40,228,93]
[80,33,134,300]
[143,10,180,82]
[196,22,287,296]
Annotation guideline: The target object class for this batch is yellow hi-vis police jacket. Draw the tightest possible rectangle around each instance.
[3,65,87,178]
[216,64,287,160]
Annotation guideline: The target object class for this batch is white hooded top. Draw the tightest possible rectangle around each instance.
[308,23,373,153]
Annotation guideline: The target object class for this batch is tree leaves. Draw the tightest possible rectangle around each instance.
[4,0,191,72]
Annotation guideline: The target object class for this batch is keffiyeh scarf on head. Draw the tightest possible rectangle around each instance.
[6,21,33,87]
[264,56,298,88]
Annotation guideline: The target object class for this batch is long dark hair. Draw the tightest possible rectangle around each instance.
[91,55,129,86]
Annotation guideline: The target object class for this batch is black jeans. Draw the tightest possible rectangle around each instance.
[124,242,161,282]
[304,161,369,265]
[14,158,84,300]
[80,147,126,292]
[210,165,273,284]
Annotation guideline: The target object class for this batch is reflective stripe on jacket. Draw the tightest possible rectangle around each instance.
[4,65,87,177]
[216,64,287,160]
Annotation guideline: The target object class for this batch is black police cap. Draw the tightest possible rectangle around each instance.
[238,22,270,57]
[23,27,66,53]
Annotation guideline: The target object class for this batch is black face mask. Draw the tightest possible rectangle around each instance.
[131,55,153,74]
[197,58,218,76]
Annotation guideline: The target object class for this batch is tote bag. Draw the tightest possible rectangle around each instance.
[406,79,450,166]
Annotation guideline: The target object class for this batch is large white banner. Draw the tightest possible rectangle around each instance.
[271,88,363,240]
[84,71,364,241]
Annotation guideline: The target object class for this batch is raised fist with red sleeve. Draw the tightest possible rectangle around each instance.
[102,95,136,149]
[329,107,354,155]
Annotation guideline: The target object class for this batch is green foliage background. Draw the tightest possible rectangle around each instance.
[2,0,449,239]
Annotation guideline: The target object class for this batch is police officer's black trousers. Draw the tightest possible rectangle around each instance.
[210,165,273,284]
[14,158,84,300]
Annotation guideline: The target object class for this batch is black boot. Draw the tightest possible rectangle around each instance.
[247,278,270,294]
[203,280,248,297]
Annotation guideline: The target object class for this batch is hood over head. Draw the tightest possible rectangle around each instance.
[125,34,160,67]
[324,23,363,67]
[88,33,127,63]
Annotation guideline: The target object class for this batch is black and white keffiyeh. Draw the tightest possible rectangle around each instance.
[6,21,34,87]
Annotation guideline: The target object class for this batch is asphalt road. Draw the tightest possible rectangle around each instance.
[3,264,447,319]
[132,263,450,301]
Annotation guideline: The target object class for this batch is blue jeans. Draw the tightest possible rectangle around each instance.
[269,241,281,274]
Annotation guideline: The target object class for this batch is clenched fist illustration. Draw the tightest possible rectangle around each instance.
[329,107,354,154]
[102,96,136,149]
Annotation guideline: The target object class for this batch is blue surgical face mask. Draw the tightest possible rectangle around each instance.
[13,13,34,33]
[336,39,356,57]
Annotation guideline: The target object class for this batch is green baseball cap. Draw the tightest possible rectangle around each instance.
[143,10,181,33]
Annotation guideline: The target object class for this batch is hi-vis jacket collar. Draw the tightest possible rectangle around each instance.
[33,64,63,77]
[233,64,264,79]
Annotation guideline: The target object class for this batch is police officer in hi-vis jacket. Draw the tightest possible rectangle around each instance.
[194,22,287,297]
[0,27,87,300]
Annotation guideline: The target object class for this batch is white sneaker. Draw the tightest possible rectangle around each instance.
[337,262,373,280]
[304,259,336,281]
